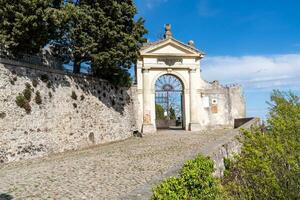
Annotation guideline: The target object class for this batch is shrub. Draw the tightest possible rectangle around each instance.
[40,74,49,82]
[151,155,221,200]
[73,103,77,108]
[0,112,6,119]
[48,91,52,98]
[46,81,52,88]
[71,91,77,100]
[222,90,300,199]
[152,177,188,200]
[23,101,31,114]
[80,94,85,101]
[9,78,15,85]
[32,79,38,87]
[16,94,27,108]
[15,94,31,114]
[23,86,32,101]
[35,91,42,105]
[25,82,31,89]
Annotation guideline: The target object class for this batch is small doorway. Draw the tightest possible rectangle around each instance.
[155,74,184,130]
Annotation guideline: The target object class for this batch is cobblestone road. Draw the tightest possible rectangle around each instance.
[0,129,231,200]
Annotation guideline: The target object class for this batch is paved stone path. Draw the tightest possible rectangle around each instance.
[0,129,232,200]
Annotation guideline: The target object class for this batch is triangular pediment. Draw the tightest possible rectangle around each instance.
[140,38,203,57]
[148,43,192,54]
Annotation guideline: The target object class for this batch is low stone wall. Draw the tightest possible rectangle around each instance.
[208,117,260,177]
[0,62,137,163]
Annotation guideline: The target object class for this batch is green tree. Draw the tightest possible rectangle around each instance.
[90,0,147,86]
[156,104,165,120]
[222,90,300,199]
[0,0,62,54]
[169,106,176,120]
[54,0,147,85]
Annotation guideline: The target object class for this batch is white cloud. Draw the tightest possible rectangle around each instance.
[201,54,300,91]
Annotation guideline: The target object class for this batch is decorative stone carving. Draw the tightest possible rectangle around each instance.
[164,24,172,39]
[188,40,195,46]
[157,57,183,66]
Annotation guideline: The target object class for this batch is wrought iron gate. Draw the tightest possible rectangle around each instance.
[155,74,184,129]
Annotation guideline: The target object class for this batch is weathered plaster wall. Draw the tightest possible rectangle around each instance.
[199,80,246,129]
[0,62,137,163]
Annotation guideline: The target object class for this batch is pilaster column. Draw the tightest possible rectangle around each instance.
[189,69,201,131]
[142,69,155,133]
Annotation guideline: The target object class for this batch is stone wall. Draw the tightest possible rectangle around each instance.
[200,80,246,129]
[0,62,137,163]
[208,117,261,177]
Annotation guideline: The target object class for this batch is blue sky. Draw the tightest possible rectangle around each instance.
[134,0,300,119]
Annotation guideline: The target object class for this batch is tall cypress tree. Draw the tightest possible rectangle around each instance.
[89,0,147,86]
[0,0,147,86]
[0,0,63,54]
[56,0,147,83]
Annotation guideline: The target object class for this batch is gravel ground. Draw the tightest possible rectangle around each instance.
[0,129,230,200]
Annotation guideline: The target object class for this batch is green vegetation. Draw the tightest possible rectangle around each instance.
[0,0,145,114]
[0,112,6,119]
[152,155,221,200]
[222,90,300,199]
[40,74,49,83]
[16,94,31,114]
[169,107,176,120]
[9,78,15,85]
[71,91,77,100]
[0,0,147,86]
[23,83,32,101]
[0,0,60,54]
[152,90,300,200]
[32,79,38,88]
[73,102,77,109]
[80,94,85,101]
[35,91,42,105]
[155,104,166,120]
[46,81,52,89]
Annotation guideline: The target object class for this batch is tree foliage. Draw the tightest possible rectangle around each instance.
[53,0,147,86]
[156,104,166,120]
[0,0,147,87]
[152,90,300,200]
[0,0,62,54]
[222,90,300,199]
[169,107,176,120]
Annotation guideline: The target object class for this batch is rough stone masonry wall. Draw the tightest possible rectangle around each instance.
[208,117,261,177]
[0,62,137,163]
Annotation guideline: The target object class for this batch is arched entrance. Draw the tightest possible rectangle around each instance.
[155,74,185,130]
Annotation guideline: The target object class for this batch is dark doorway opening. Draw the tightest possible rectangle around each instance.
[155,74,184,130]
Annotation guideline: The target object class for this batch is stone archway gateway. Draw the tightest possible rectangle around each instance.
[136,24,246,134]
[155,74,184,130]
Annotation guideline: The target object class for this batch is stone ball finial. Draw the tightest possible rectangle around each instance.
[164,24,172,39]
[188,40,195,46]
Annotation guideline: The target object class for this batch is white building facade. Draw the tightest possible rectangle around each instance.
[136,25,246,133]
